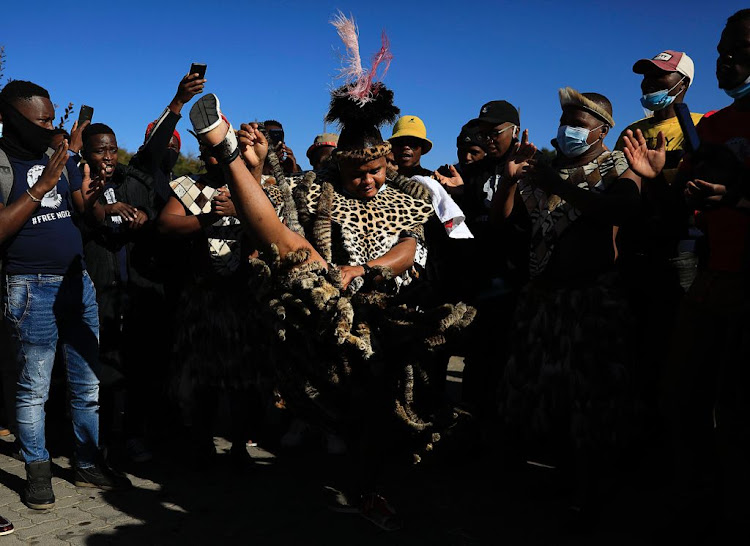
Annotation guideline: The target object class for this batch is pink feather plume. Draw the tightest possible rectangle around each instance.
[330,12,393,106]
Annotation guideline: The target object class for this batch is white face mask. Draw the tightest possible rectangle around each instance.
[725,73,750,100]
[556,124,604,158]
[640,77,685,111]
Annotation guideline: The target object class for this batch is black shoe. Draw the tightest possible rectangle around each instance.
[24,461,55,510]
[73,464,132,491]
[0,514,13,536]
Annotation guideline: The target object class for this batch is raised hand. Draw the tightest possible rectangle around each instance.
[90,162,109,194]
[434,164,464,187]
[238,123,268,171]
[69,119,90,154]
[622,128,666,179]
[80,162,101,200]
[33,140,69,198]
[176,72,206,105]
[504,129,537,183]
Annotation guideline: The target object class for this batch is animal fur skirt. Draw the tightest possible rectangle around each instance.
[246,245,476,461]
[499,273,638,457]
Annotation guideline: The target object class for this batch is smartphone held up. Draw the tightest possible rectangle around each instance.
[190,63,207,80]
[78,105,94,126]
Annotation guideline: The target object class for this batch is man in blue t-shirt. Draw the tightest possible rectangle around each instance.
[0,81,130,512]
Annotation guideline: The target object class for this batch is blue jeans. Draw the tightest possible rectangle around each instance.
[4,271,101,468]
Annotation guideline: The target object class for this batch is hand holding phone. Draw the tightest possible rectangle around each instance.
[178,65,207,105]
[78,105,94,126]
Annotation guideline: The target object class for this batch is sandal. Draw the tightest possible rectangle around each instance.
[189,93,223,135]
[359,493,403,531]
[189,94,239,164]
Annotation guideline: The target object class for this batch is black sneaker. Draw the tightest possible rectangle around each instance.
[24,461,55,510]
[0,514,13,536]
[73,464,132,491]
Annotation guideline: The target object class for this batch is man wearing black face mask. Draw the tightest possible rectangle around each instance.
[127,71,204,342]
[129,71,205,209]
[0,81,131,512]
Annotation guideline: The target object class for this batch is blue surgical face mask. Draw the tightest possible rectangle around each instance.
[640,77,685,111]
[725,73,750,100]
[556,124,603,158]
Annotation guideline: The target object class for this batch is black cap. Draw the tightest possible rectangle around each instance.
[457,120,486,149]
[470,100,520,126]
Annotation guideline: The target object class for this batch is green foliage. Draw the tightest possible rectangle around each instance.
[538,147,557,163]
[117,148,133,165]
[174,151,205,177]
[116,147,204,177]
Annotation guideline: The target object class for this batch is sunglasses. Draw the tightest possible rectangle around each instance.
[481,125,517,140]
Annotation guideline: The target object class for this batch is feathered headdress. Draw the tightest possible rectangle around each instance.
[559,87,615,127]
[330,11,394,106]
[327,12,399,160]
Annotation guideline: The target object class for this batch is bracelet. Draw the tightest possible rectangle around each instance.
[26,189,42,203]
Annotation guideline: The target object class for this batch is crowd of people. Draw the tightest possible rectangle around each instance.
[0,7,746,540]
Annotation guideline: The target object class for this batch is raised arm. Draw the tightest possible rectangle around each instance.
[130,72,205,174]
[190,95,325,267]
[528,160,641,225]
[491,129,536,221]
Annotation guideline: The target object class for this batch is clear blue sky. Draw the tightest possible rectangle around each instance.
[2,0,745,170]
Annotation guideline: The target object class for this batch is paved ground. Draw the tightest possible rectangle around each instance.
[0,359,717,545]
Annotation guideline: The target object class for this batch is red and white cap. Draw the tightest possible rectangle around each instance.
[633,50,695,86]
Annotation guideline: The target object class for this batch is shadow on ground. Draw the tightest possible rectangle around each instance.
[72,420,691,546]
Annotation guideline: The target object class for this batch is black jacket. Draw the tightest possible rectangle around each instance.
[82,163,165,296]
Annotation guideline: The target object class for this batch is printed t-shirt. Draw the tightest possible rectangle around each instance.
[615,112,704,152]
[2,155,85,274]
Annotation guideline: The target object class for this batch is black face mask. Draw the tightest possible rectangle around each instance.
[0,98,55,160]
[162,148,179,174]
